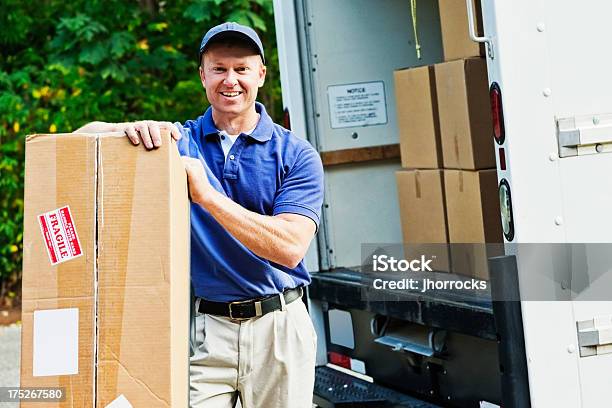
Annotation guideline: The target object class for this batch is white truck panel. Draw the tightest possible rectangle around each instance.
[484,0,612,406]
[273,0,322,272]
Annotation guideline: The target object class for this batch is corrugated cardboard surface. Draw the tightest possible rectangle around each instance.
[394,65,442,169]
[444,169,502,278]
[96,133,190,407]
[450,243,492,280]
[438,0,484,61]
[436,58,494,170]
[21,131,189,407]
[396,169,450,271]
[21,134,97,407]
[444,169,501,243]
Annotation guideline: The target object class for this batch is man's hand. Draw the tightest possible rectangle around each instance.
[74,120,182,149]
[124,121,182,149]
[182,157,214,205]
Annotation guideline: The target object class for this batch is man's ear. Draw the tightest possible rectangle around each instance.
[199,66,206,88]
[258,64,267,88]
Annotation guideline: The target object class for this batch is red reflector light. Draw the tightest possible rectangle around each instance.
[498,147,506,170]
[328,352,351,369]
[490,82,505,144]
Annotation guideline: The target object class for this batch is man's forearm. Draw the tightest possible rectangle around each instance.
[197,190,310,269]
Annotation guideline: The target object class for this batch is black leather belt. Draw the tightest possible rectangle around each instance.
[197,287,303,320]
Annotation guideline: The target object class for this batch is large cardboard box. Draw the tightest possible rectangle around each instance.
[21,131,190,407]
[444,169,502,279]
[394,65,443,169]
[396,169,450,272]
[438,0,485,61]
[435,58,494,170]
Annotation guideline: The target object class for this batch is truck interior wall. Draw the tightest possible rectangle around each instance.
[299,0,444,268]
[304,0,442,152]
[323,161,403,268]
[288,0,511,406]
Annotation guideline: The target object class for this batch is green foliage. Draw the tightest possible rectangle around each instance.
[0,0,282,306]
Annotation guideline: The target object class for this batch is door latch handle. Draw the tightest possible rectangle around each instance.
[465,0,494,59]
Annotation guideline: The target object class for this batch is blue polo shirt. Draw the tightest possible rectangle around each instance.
[175,102,324,302]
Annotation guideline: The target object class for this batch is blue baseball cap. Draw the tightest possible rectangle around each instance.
[199,22,265,64]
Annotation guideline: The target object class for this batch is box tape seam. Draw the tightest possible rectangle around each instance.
[94,134,100,408]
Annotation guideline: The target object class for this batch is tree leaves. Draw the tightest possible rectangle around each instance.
[100,64,128,82]
[57,14,108,40]
[246,11,267,31]
[183,1,222,23]
[0,6,34,46]
[79,43,108,65]
[111,32,135,58]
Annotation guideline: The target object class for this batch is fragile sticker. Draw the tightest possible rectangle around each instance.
[38,205,82,265]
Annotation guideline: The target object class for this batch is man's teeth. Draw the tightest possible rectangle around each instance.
[221,92,240,97]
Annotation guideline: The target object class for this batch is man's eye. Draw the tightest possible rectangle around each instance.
[236,67,248,72]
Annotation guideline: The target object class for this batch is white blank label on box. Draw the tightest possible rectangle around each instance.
[33,308,79,377]
[105,394,133,408]
[327,81,387,129]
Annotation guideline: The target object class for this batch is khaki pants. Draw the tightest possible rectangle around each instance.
[189,297,317,408]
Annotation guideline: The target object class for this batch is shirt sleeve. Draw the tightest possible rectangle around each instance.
[174,120,198,157]
[272,145,324,229]
[174,121,226,195]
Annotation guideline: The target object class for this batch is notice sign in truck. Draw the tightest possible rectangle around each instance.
[327,81,387,129]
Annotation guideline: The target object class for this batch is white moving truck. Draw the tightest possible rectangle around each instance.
[273,0,612,407]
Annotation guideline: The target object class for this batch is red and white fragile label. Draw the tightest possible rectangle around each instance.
[38,205,83,265]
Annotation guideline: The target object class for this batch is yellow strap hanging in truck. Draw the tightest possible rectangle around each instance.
[410,0,422,59]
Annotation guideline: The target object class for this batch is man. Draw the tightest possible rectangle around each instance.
[76,22,324,408]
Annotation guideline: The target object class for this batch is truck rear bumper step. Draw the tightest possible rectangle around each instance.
[314,365,441,408]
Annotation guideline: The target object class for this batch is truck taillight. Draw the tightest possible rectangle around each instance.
[499,178,515,241]
[328,351,351,369]
[490,82,505,144]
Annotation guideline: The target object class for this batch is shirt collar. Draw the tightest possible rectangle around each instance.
[202,102,274,142]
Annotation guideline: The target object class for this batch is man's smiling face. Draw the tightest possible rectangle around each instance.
[200,43,266,119]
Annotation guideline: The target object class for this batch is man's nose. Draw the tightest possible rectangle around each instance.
[223,71,238,87]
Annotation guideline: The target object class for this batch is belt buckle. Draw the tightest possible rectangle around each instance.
[228,299,252,321]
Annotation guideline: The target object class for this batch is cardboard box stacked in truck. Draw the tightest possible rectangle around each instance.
[394,9,501,279]
[438,0,485,61]
[20,131,190,407]
[394,61,449,271]
[395,169,450,271]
